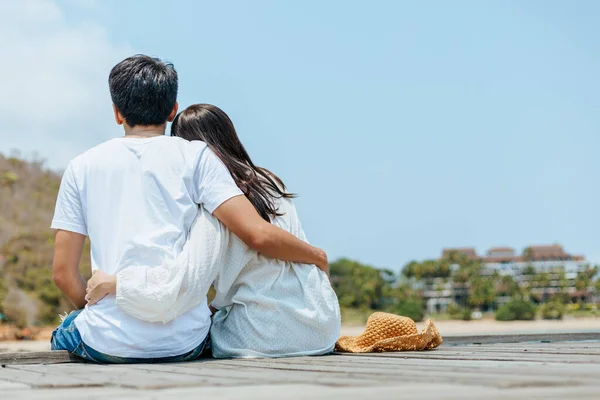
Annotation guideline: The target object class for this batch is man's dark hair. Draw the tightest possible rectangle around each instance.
[108,54,178,127]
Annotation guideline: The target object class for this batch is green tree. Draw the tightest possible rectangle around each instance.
[329,258,388,309]
[468,276,496,310]
[533,272,551,302]
[444,250,471,265]
[402,260,421,279]
[574,265,597,302]
[332,258,425,321]
[523,265,536,275]
[522,247,534,262]
[498,275,519,297]
[402,259,451,280]
[451,257,483,283]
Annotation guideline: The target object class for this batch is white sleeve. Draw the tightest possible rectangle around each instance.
[115,207,251,323]
[193,148,244,213]
[51,162,87,236]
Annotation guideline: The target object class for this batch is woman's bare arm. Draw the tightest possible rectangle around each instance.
[212,195,328,273]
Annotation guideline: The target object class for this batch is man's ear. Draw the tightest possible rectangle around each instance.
[167,102,179,122]
[112,104,124,125]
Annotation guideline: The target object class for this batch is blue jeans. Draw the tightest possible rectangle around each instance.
[51,309,209,364]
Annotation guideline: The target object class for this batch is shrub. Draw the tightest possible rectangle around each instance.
[461,308,473,321]
[446,303,462,319]
[495,305,516,321]
[390,299,425,322]
[445,304,473,321]
[495,299,536,321]
[539,302,564,320]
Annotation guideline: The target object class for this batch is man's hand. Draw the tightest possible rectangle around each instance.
[213,196,328,271]
[86,270,117,305]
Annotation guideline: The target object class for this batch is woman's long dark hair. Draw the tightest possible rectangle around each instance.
[171,104,295,222]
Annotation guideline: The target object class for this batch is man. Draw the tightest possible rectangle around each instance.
[50,55,327,363]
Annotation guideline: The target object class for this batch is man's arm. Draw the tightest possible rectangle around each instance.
[52,230,87,309]
[50,161,88,308]
[194,147,328,272]
[213,195,328,272]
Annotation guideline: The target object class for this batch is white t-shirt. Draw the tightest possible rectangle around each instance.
[51,135,243,358]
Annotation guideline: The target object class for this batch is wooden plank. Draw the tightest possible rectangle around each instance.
[0,351,79,366]
[400,345,600,357]
[0,340,598,398]
[442,333,600,346]
[120,361,382,386]
[4,383,600,400]
[253,353,600,371]
[473,341,600,349]
[450,342,600,350]
[0,378,30,390]
[248,354,600,383]
[1,336,597,365]
[1,387,139,400]
[205,358,589,388]
[0,366,102,388]
[5,363,244,389]
[1,355,599,399]
[344,352,600,363]
[431,347,600,356]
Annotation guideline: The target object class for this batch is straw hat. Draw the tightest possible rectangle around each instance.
[335,312,443,353]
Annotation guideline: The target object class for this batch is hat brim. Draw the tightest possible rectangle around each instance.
[336,320,443,353]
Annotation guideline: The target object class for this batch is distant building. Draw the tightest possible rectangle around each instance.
[423,244,593,314]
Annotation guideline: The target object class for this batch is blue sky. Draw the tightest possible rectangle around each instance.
[3,0,600,269]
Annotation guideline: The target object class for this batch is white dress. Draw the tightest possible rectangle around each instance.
[115,196,341,358]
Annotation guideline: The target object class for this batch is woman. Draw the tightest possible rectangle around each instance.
[87,104,341,358]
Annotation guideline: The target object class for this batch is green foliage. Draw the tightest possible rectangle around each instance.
[402,259,451,279]
[575,265,598,293]
[468,277,496,309]
[387,298,424,322]
[522,247,534,261]
[498,275,519,297]
[446,303,462,319]
[539,301,564,320]
[523,265,536,275]
[495,299,536,321]
[461,308,472,321]
[330,258,389,309]
[445,304,474,321]
[0,154,92,326]
[330,259,425,322]
[2,233,92,325]
[495,306,516,321]
[0,171,19,189]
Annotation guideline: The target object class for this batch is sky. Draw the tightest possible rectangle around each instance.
[1,0,599,270]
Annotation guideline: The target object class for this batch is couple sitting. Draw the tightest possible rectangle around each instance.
[50,54,341,363]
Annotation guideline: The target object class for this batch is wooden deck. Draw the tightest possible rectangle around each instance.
[1,335,599,399]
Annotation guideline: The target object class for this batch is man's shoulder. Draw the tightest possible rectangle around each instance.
[182,139,209,154]
[69,138,121,166]
[68,137,210,171]
[178,140,213,168]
